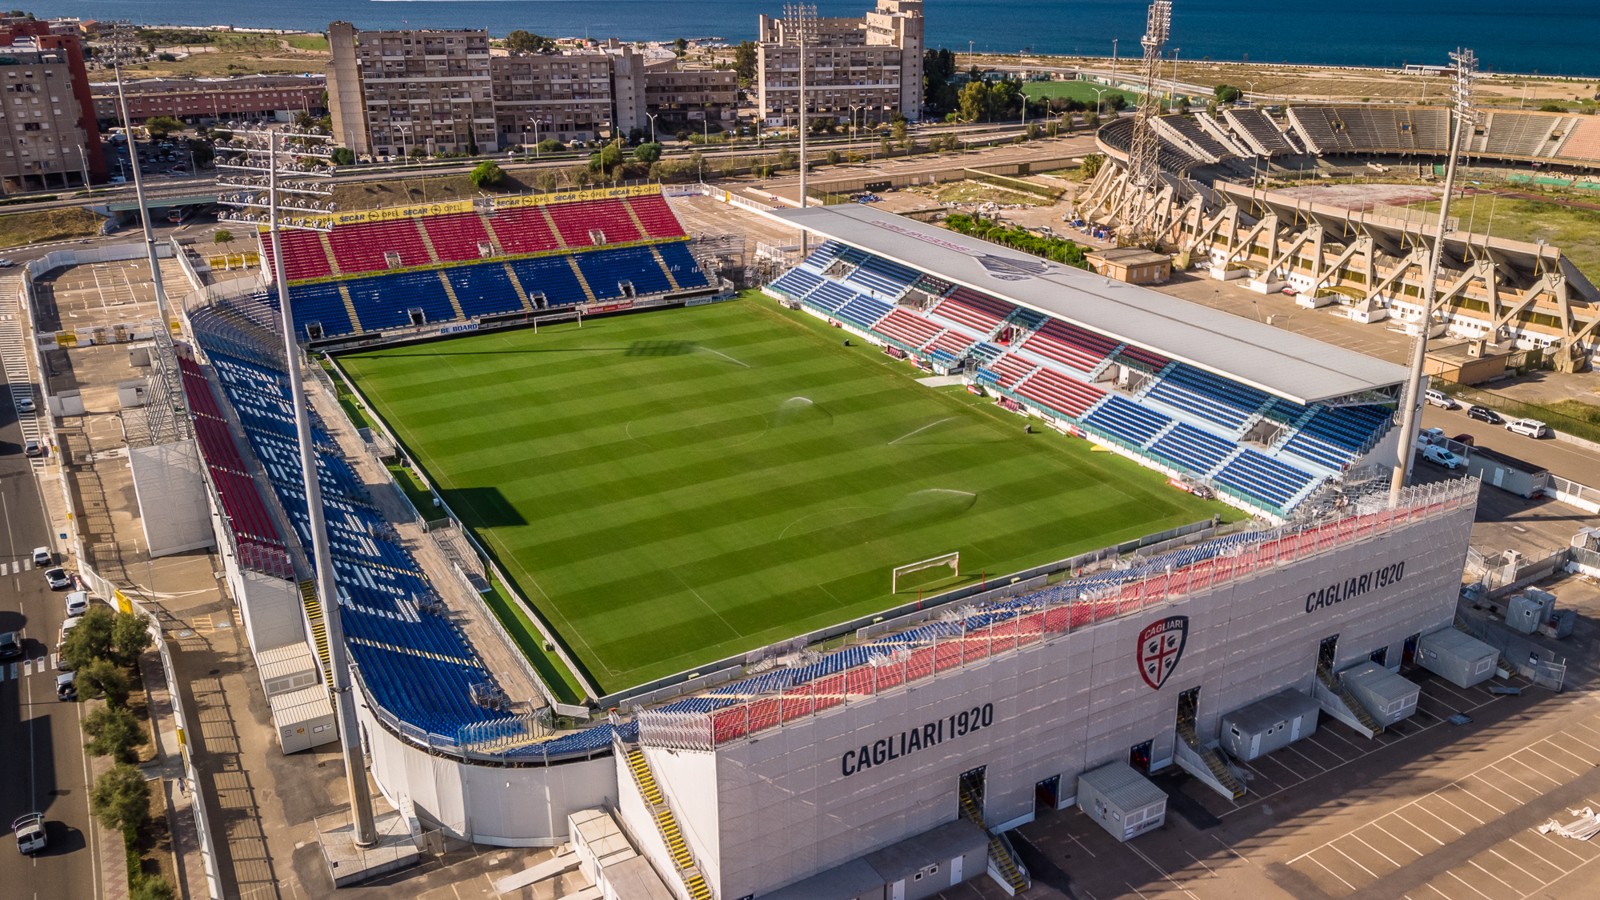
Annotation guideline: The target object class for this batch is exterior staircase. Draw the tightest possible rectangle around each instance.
[336,284,365,334]
[435,271,467,320]
[414,220,441,263]
[958,781,1030,895]
[479,212,505,255]
[298,580,332,679]
[1175,720,1246,800]
[623,745,713,900]
[1317,664,1385,737]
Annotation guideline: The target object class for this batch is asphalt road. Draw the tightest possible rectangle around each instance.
[1420,403,1599,483]
[0,390,97,900]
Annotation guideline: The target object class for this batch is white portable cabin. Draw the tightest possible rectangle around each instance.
[1340,660,1419,726]
[268,685,338,754]
[1077,762,1167,842]
[1219,689,1320,762]
[255,642,320,698]
[1506,589,1556,635]
[1416,627,1499,688]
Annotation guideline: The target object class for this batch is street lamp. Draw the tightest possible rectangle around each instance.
[848,103,863,157]
[1092,87,1108,117]
[1111,38,1119,84]
[645,112,659,144]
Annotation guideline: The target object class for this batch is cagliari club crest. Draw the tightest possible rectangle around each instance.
[1137,615,1189,690]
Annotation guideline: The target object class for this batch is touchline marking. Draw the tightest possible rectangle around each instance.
[887,416,954,445]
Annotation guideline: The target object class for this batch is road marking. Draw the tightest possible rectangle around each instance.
[1466,859,1519,893]
[1329,844,1378,879]
[1307,854,1358,892]
[1447,870,1494,900]
[1489,848,1545,885]
[1352,833,1402,868]
[1371,821,1425,857]
[1525,743,1587,778]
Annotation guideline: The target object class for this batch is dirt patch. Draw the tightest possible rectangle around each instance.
[0,207,102,248]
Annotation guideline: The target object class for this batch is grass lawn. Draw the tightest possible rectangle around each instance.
[338,298,1220,693]
[0,207,101,248]
[1403,194,1600,281]
[1022,81,1141,107]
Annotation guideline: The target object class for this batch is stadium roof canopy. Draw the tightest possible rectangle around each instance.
[771,205,1409,405]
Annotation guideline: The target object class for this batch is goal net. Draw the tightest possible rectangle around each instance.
[892,551,960,594]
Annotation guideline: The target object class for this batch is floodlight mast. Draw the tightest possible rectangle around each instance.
[216,128,378,847]
[1390,48,1477,507]
[1123,1,1173,247]
[107,22,171,327]
[786,3,816,255]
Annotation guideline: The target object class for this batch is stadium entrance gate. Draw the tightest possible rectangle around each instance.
[1034,775,1060,813]
[957,766,987,825]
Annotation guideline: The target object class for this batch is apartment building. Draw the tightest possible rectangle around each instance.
[491,51,614,146]
[757,0,924,128]
[91,75,326,125]
[328,22,496,158]
[0,18,105,187]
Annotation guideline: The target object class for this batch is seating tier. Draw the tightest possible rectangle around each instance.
[873,308,944,349]
[575,246,673,298]
[1215,449,1317,509]
[327,219,432,274]
[1022,319,1119,372]
[1150,423,1235,475]
[549,199,643,247]
[423,212,493,263]
[490,207,563,254]
[627,194,688,239]
[1083,395,1171,446]
[1146,364,1267,431]
[1015,368,1105,419]
[932,288,1014,334]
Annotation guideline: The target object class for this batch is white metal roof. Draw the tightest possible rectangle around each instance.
[771,205,1409,404]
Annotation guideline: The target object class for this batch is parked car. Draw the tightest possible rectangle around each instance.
[55,671,77,702]
[31,546,51,567]
[56,616,82,669]
[1424,388,1457,409]
[12,813,46,855]
[16,395,34,413]
[0,631,20,660]
[43,566,70,590]
[0,258,14,268]
[65,590,89,617]
[1421,444,1464,469]
[23,438,45,457]
[1466,405,1503,425]
[1452,433,1476,447]
[1418,427,1446,444]
[1504,417,1549,438]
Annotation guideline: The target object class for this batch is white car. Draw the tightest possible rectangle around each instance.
[1417,427,1445,445]
[1504,417,1549,438]
[1424,388,1457,410]
[15,396,33,413]
[65,590,90,617]
[1421,444,1463,469]
[43,566,70,589]
[31,546,51,567]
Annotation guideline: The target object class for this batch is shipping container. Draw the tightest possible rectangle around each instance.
[268,685,337,754]
[1077,762,1166,842]
[1416,627,1499,688]
[256,642,321,697]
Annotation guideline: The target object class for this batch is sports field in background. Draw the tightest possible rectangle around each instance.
[1021,80,1142,107]
[338,298,1219,692]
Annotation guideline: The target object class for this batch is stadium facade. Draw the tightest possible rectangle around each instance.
[176,190,1484,898]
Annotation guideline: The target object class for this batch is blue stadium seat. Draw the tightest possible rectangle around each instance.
[1214,448,1319,509]
[1146,364,1270,431]
[655,242,711,290]
[1083,395,1172,447]
[508,256,590,308]
[445,263,525,318]
[1149,422,1236,475]
[575,246,672,299]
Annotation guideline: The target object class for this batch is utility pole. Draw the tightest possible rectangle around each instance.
[1391,49,1477,506]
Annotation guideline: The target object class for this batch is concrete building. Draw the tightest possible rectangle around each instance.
[491,50,615,146]
[327,22,496,159]
[0,17,104,186]
[90,74,325,125]
[643,65,738,135]
[1087,247,1173,285]
[757,0,924,128]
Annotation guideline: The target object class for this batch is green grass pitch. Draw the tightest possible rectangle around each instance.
[337,297,1221,693]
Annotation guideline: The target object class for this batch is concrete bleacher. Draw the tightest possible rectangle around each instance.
[1225,108,1297,156]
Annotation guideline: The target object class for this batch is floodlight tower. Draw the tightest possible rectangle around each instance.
[216,130,379,847]
[785,3,817,254]
[1124,0,1173,246]
[105,22,172,327]
[1390,48,1477,506]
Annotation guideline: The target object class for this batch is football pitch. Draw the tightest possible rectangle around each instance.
[337,297,1220,693]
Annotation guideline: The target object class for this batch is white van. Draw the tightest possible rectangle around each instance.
[1504,417,1549,438]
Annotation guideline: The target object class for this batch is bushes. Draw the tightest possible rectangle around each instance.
[468,161,505,190]
[944,213,1089,269]
[83,705,146,763]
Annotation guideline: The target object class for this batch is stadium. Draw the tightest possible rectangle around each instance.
[173,180,1482,898]
[1081,104,1600,361]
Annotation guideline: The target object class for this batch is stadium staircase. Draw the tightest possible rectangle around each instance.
[649,245,682,291]
[299,580,333,679]
[567,257,598,303]
[415,223,441,264]
[318,233,341,276]
[1315,664,1384,738]
[481,214,505,255]
[502,263,534,311]
[957,781,1031,895]
[436,272,467,320]
[1173,720,1246,801]
[336,285,365,335]
[541,207,570,249]
[622,744,713,900]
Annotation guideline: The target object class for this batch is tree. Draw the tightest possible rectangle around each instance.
[672,37,688,57]
[60,606,115,672]
[1539,102,1567,113]
[468,160,505,189]
[537,138,565,154]
[330,147,356,165]
[83,704,146,763]
[90,763,150,832]
[505,30,556,54]
[634,141,663,164]
[143,116,184,140]
[1214,84,1243,104]
[212,229,234,250]
[892,118,909,149]
[186,138,213,168]
[130,876,175,900]
[1081,153,1105,179]
[588,142,623,175]
[734,41,758,84]
[76,658,131,707]
[110,612,153,668]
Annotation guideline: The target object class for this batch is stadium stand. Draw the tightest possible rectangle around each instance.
[1560,117,1600,163]
[627,194,689,239]
[422,212,494,263]
[328,219,433,274]
[1083,394,1171,446]
[843,254,921,299]
[874,308,945,350]
[339,270,457,331]
[1021,319,1120,372]
[508,255,591,309]
[549,198,643,247]
[1214,448,1321,508]
[1153,116,1230,163]
[655,242,712,290]
[190,301,625,760]
[834,294,894,331]
[1149,422,1237,475]
[1145,364,1269,432]
[1277,404,1391,471]
[259,229,335,282]
[489,206,564,255]
[1013,367,1106,419]
[1224,108,1297,156]
[932,288,1015,335]
[444,264,525,319]
[975,354,1039,390]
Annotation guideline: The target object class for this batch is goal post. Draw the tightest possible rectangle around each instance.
[892,551,960,594]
